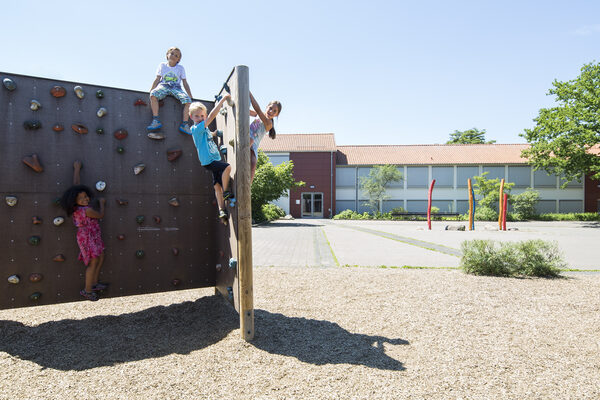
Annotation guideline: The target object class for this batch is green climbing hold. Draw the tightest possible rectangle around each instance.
[96,128,104,135]
[28,236,41,246]
[96,89,104,98]
[135,250,145,259]
[116,146,125,154]
[29,292,42,301]
[23,120,42,130]
[136,215,145,224]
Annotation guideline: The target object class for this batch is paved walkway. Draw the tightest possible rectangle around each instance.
[252,219,600,271]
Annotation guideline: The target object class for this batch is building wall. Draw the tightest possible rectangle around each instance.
[289,152,335,218]
[584,175,600,212]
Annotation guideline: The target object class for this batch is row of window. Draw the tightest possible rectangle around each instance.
[336,166,583,188]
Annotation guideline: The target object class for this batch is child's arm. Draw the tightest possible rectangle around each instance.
[150,76,161,91]
[249,91,273,131]
[86,198,105,219]
[182,78,193,99]
[73,161,82,185]
[205,94,231,126]
[249,110,257,117]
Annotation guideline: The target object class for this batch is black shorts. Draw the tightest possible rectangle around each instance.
[203,160,229,186]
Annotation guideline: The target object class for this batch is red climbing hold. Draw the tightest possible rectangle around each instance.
[50,86,67,98]
[23,154,43,173]
[114,129,128,140]
[134,99,147,106]
[71,124,88,134]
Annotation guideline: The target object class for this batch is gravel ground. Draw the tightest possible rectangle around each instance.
[1,267,599,400]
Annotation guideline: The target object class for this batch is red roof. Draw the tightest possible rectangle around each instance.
[258,133,337,152]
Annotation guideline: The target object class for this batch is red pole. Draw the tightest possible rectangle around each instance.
[427,179,436,230]
[502,193,508,231]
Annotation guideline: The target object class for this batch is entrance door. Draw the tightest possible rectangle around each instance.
[301,193,323,218]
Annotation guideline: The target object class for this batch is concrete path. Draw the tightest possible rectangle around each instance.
[252,219,600,271]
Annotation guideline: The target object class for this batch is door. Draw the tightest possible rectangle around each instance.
[301,193,324,218]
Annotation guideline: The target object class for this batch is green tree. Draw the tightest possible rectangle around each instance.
[251,151,305,222]
[472,172,514,220]
[447,128,496,144]
[359,165,403,213]
[521,61,600,183]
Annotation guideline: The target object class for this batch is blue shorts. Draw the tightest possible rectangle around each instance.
[150,84,191,104]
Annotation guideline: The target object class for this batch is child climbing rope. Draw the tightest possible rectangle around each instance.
[185,97,235,224]
[60,161,107,301]
[147,46,193,135]
[249,91,281,182]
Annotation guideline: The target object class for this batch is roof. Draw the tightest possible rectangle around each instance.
[258,133,337,152]
[336,144,531,165]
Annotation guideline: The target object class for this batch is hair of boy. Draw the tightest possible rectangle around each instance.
[189,101,207,116]
[166,47,182,59]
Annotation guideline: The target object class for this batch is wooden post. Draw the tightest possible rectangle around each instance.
[233,66,254,341]
[498,178,505,230]
[467,178,473,231]
[502,193,508,231]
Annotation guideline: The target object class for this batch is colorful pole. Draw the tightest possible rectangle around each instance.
[498,178,505,230]
[467,178,474,230]
[427,179,436,230]
[502,193,508,231]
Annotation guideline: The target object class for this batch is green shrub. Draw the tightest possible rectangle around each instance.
[511,189,540,220]
[460,239,564,277]
[474,206,498,221]
[260,204,285,222]
[537,212,600,221]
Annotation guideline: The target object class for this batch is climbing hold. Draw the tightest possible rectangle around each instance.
[135,250,145,259]
[229,258,237,270]
[218,250,224,258]
[219,107,227,116]
[7,275,20,284]
[96,89,104,99]
[53,124,64,132]
[171,247,179,256]
[227,287,234,301]
[96,128,104,135]
[117,234,125,240]
[95,181,106,191]
[5,196,18,207]
[29,292,42,301]
[167,149,182,162]
[96,107,107,118]
[133,163,145,175]
[53,254,65,262]
[228,139,234,148]
[226,96,234,107]
[147,132,165,140]
[153,215,161,224]
[229,198,236,208]
[50,86,66,98]
[53,197,61,206]
[116,146,125,154]
[71,124,88,134]
[23,120,42,130]
[219,145,227,155]
[29,273,43,283]
[223,82,231,94]
[215,94,222,102]
[114,129,128,140]
[32,216,42,225]
[28,236,41,246]
[135,215,145,224]
[171,279,181,286]
[22,154,44,173]
[3,77,16,91]
[215,264,222,272]
[168,197,179,207]
[53,216,65,226]
[73,85,85,99]
[30,99,41,111]
[134,98,147,106]
[116,198,128,206]
[216,130,223,138]
[212,199,217,206]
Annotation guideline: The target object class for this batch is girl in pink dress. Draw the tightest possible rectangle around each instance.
[60,161,107,301]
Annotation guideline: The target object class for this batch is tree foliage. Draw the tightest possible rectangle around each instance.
[447,128,495,144]
[359,165,403,213]
[251,151,304,221]
[521,61,600,182]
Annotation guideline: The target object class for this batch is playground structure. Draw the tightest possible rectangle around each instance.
[1,66,254,340]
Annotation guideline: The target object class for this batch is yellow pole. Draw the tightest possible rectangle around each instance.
[467,178,473,231]
[498,178,504,230]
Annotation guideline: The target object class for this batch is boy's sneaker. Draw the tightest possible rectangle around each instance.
[80,289,98,301]
[223,191,235,201]
[92,282,109,291]
[146,118,162,131]
[218,209,228,219]
[178,122,191,134]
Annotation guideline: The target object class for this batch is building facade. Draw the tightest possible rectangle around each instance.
[259,134,599,218]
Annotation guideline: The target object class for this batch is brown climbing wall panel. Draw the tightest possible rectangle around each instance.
[1,72,220,309]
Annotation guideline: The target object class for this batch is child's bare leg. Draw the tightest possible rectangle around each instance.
[250,150,257,182]
[150,95,159,117]
[222,165,231,192]
[182,103,190,122]
[214,184,224,210]
[92,253,105,285]
[85,258,98,292]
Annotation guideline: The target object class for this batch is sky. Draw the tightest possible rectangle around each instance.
[1,0,599,145]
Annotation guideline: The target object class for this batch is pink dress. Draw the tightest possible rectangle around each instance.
[72,206,105,266]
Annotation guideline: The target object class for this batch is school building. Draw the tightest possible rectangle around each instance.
[258,133,600,219]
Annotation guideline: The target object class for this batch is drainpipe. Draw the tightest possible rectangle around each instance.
[330,151,333,218]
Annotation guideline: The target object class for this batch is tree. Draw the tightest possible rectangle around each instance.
[359,165,403,213]
[447,128,496,144]
[472,172,514,220]
[251,151,305,222]
[521,62,600,183]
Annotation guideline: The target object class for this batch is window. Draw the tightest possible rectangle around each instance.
[482,166,505,180]
[406,167,428,188]
[336,200,356,214]
[431,200,454,213]
[336,167,355,187]
[406,200,428,212]
[533,170,557,187]
[559,200,583,213]
[432,167,454,187]
[457,167,479,188]
[508,166,531,187]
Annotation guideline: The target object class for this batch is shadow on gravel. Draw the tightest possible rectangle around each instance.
[0,295,238,371]
[252,309,408,371]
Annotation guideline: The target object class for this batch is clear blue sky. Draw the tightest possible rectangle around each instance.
[1,0,599,145]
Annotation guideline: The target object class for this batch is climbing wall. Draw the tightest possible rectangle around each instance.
[1,72,220,309]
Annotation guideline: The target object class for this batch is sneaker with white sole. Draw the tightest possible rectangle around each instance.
[146,118,162,131]
[178,122,191,134]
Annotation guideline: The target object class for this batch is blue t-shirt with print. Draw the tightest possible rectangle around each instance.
[187,121,221,166]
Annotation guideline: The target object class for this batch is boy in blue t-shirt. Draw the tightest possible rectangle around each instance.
[186,96,234,221]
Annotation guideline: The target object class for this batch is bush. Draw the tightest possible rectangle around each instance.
[260,204,286,222]
[474,206,498,221]
[333,210,373,220]
[460,239,564,277]
[511,189,540,220]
